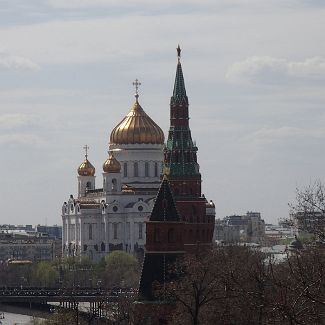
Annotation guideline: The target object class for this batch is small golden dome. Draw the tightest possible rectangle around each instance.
[78,158,95,176]
[110,99,165,145]
[103,152,121,173]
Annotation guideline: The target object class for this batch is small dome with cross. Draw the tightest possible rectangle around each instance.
[77,145,96,176]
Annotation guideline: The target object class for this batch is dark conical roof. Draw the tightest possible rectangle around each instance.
[150,177,180,222]
[171,46,188,105]
[172,61,187,100]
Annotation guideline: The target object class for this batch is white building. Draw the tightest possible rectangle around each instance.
[215,212,265,244]
[62,88,165,261]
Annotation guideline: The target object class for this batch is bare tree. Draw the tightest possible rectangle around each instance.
[290,180,325,241]
[156,246,275,325]
[269,248,325,325]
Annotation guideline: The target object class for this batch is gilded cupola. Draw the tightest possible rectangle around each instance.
[103,152,121,173]
[110,79,165,145]
[77,145,96,176]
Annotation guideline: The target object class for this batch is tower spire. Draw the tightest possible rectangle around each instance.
[172,46,187,103]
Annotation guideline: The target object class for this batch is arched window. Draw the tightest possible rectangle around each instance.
[103,179,106,189]
[168,229,175,243]
[192,205,197,216]
[113,223,118,239]
[123,162,128,177]
[89,224,92,240]
[154,162,158,177]
[112,178,117,191]
[101,242,105,252]
[134,162,138,177]
[86,181,91,189]
[145,162,149,177]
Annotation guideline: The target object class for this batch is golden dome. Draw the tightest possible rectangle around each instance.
[78,158,95,176]
[110,98,165,145]
[103,152,121,173]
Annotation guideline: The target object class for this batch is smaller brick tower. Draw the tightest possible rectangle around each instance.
[135,176,184,324]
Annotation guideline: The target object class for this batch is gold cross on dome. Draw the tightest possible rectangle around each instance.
[83,144,89,159]
[133,79,141,101]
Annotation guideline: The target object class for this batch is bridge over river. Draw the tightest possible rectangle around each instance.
[0,287,135,319]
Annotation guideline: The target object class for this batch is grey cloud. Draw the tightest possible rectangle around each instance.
[245,127,325,146]
[0,50,39,70]
[0,133,45,146]
[226,56,325,85]
[0,114,40,130]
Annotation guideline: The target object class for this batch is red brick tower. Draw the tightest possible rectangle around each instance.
[164,46,215,250]
[135,176,184,324]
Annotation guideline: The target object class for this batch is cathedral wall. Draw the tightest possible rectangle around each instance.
[109,143,163,187]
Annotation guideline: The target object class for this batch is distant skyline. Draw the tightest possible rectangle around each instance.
[0,0,325,225]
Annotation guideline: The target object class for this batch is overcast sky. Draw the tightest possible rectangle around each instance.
[0,0,325,225]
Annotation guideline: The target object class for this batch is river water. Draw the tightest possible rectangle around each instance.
[0,312,44,325]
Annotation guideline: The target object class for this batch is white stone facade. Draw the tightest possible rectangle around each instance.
[62,142,164,262]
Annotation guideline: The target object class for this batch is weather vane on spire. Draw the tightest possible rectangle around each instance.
[177,44,181,61]
[83,144,89,159]
[133,79,141,102]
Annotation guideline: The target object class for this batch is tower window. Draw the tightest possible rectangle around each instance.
[123,162,128,177]
[113,223,118,239]
[86,181,91,189]
[145,162,149,177]
[112,178,117,191]
[89,224,92,240]
[154,162,158,177]
[134,162,138,177]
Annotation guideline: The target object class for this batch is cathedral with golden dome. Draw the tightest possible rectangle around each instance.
[62,79,166,261]
[62,52,215,262]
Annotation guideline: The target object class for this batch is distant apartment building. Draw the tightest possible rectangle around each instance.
[0,233,54,262]
[214,219,240,243]
[0,224,63,262]
[214,211,265,244]
[36,225,62,239]
[264,223,295,244]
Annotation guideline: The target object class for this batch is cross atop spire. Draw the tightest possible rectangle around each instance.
[133,79,141,102]
[177,44,181,62]
[83,144,89,159]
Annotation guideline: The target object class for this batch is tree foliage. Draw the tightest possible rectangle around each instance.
[104,250,140,288]
[32,261,59,287]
